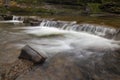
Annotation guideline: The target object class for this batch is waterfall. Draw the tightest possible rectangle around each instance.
[12,16,19,21]
[13,19,120,53]
[39,20,119,39]
[0,16,120,80]
[11,16,23,23]
[21,26,120,55]
[0,16,24,23]
[12,16,24,21]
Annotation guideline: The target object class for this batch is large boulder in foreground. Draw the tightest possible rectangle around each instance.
[19,45,47,64]
[16,49,120,80]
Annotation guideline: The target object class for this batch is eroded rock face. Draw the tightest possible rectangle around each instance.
[16,49,120,80]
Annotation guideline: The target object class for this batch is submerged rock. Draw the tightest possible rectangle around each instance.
[30,21,41,26]
[16,49,120,80]
[23,16,42,26]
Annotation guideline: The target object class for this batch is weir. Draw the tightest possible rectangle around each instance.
[16,20,120,80]
[10,19,120,51]
[0,18,120,80]
[39,20,119,39]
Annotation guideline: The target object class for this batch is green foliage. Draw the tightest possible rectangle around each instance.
[88,3,102,13]
[8,6,30,13]
[45,0,102,5]
[100,2,120,14]
[101,0,120,3]
[7,6,55,15]
[0,6,8,14]
[15,0,43,4]
[0,0,119,15]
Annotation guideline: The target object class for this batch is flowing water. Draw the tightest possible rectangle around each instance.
[12,20,120,52]
[0,17,120,62]
[0,17,120,80]
[0,16,23,23]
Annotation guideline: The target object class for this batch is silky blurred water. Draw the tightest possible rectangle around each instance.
[0,20,120,65]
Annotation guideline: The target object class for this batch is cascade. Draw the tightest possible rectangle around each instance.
[1,19,120,80]
[39,20,119,39]
[12,16,19,21]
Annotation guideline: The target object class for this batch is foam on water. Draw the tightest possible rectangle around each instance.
[38,20,118,39]
[22,27,67,36]
[20,26,120,56]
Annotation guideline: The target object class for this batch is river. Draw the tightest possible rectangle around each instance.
[0,16,120,80]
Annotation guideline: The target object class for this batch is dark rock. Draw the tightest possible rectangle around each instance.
[0,16,4,20]
[23,17,42,26]
[19,45,47,64]
[1,15,13,20]
[30,21,40,26]
[23,18,31,23]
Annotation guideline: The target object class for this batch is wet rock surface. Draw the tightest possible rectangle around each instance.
[0,59,33,80]
[0,17,120,80]
[16,50,120,80]
[19,45,47,63]
[0,30,120,80]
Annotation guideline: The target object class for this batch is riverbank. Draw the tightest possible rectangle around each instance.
[0,2,120,16]
[0,14,120,28]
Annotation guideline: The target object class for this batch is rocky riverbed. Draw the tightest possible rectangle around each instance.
[0,16,120,80]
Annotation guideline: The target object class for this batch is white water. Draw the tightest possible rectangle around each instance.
[0,16,23,23]
[39,20,117,38]
[17,26,120,57]
[8,19,119,57]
